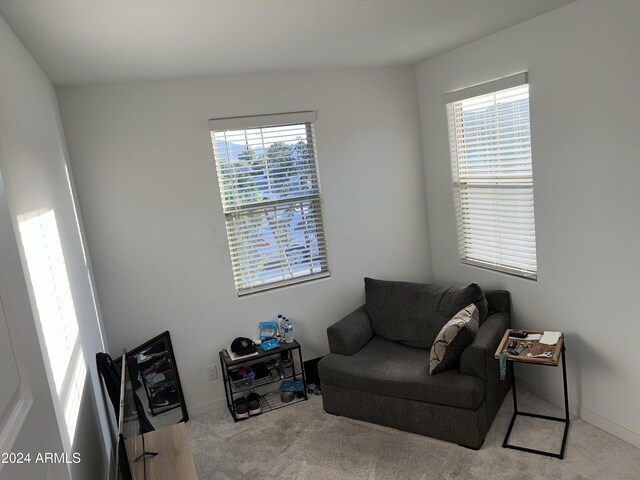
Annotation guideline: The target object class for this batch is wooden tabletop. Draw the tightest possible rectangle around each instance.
[128,423,198,480]
[494,329,563,366]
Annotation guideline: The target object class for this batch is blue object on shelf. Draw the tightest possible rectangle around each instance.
[280,380,304,392]
[261,339,280,351]
[259,321,278,341]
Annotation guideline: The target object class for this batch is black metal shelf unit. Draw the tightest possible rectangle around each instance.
[219,340,308,422]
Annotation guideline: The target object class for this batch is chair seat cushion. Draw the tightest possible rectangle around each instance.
[319,336,484,410]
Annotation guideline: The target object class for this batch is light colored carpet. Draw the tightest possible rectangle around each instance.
[187,390,640,479]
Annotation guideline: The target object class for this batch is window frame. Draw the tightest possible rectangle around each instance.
[209,111,330,296]
[445,73,538,280]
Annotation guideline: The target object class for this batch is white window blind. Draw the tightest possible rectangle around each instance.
[446,75,537,279]
[209,111,330,295]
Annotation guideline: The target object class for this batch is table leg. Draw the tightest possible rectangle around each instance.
[511,362,518,413]
[558,344,570,458]
[503,363,518,447]
[502,343,570,459]
[297,346,309,400]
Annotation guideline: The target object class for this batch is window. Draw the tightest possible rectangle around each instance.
[445,73,537,279]
[209,111,329,295]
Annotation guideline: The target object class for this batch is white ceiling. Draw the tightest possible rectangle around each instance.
[0,0,575,87]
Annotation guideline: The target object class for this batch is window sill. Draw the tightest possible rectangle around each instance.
[460,258,537,281]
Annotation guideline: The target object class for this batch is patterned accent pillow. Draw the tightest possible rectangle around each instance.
[429,304,479,375]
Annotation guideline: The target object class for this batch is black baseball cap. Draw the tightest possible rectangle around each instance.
[230,337,257,356]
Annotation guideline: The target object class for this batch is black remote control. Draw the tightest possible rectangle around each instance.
[510,330,528,338]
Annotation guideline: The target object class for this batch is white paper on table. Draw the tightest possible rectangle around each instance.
[227,349,259,361]
[540,331,562,345]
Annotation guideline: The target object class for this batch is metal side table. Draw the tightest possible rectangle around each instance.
[495,329,570,459]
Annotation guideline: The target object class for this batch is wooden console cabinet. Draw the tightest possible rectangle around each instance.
[129,423,198,479]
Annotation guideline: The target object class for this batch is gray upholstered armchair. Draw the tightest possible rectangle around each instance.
[318,278,511,449]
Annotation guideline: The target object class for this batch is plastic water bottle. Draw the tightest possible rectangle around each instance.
[277,314,285,339]
[283,317,294,343]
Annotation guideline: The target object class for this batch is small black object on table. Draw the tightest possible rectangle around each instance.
[494,329,570,459]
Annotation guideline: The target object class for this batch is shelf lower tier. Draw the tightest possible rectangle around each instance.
[233,390,306,420]
[230,367,302,395]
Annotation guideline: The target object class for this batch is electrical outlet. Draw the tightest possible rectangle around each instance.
[206,364,218,381]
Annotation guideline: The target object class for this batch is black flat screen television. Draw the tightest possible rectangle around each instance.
[116,349,157,480]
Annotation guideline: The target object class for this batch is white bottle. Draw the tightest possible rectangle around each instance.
[283,317,294,343]
[277,314,285,339]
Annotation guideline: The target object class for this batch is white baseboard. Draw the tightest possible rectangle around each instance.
[188,396,227,418]
[516,375,640,449]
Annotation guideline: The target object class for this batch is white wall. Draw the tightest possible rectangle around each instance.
[56,66,431,414]
[0,13,112,479]
[417,0,640,447]
[0,176,68,480]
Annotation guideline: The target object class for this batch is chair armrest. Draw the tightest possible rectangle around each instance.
[327,305,374,356]
[459,312,510,380]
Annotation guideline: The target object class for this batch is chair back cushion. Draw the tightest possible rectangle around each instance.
[364,278,488,348]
